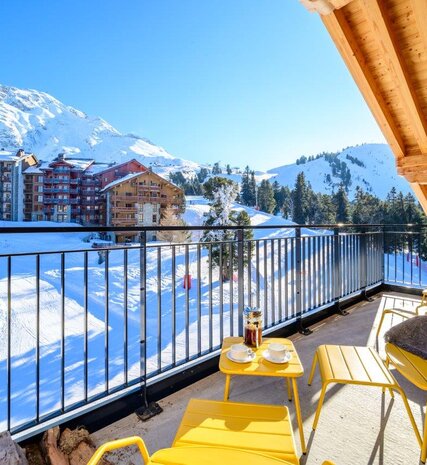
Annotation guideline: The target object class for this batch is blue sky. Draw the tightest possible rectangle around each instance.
[0,0,385,170]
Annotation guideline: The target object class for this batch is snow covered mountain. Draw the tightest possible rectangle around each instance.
[268,144,411,199]
[0,84,412,200]
[0,84,199,174]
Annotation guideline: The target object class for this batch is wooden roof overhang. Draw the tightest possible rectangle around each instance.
[301,0,427,211]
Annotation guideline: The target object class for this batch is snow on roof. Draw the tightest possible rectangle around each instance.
[0,153,18,162]
[62,158,94,170]
[86,162,113,174]
[101,172,146,192]
[24,165,43,174]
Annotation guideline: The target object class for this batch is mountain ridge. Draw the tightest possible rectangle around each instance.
[0,84,411,200]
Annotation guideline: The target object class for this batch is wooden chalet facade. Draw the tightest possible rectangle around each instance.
[100,170,184,242]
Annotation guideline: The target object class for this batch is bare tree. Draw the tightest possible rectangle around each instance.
[157,206,191,243]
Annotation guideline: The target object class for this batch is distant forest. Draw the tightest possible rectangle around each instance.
[168,165,425,226]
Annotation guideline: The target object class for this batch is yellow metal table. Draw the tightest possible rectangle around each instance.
[219,336,306,453]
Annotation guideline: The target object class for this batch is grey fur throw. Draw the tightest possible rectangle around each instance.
[384,315,427,360]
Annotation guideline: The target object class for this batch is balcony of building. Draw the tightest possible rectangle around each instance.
[0,224,425,465]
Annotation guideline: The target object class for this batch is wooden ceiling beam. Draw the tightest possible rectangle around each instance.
[410,183,427,214]
[396,154,427,169]
[322,9,405,158]
[361,0,427,154]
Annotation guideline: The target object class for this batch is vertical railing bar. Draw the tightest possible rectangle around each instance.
[197,244,202,356]
[284,238,289,320]
[271,239,276,324]
[84,252,88,401]
[278,239,283,322]
[291,238,295,318]
[316,236,321,307]
[386,230,389,282]
[410,232,413,286]
[307,237,312,310]
[237,230,244,336]
[185,244,190,360]
[157,247,162,371]
[124,249,128,385]
[219,243,224,341]
[209,244,213,350]
[7,256,12,431]
[302,237,306,312]
[104,250,109,394]
[394,232,397,283]
[35,254,40,422]
[256,241,260,309]
[248,241,252,308]
[172,245,177,365]
[229,242,234,335]
[61,253,66,411]
[263,240,268,327]
[139,230,148,407]
[402,233,405,285]
[419,230,422,287]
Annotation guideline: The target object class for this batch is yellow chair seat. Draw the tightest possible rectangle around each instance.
[173,398,299,464]
[151,446,296,465]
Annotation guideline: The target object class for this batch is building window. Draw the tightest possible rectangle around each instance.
[125,203,132,208]
[38,195,43,202]
[125,192,132,197]
[152,214,157,223]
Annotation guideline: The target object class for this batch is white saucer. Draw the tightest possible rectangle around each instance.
[227,351,256,364]
[262,349,292,364]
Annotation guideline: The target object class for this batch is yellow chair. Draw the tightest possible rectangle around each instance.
[308,344,421,447]
[87,436,150,465]
[376,291,427,340]
[87,436,337,465]
[385,342,427,463]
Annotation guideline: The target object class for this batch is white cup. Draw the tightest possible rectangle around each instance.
[230,344,252,361]
[268,343,288,361]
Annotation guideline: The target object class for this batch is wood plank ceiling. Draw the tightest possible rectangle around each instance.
[301,0,427,213]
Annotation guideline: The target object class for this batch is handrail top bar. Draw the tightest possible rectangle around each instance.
[0,223,424,234]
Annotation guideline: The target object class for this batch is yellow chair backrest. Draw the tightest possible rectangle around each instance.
[87,436,150,465]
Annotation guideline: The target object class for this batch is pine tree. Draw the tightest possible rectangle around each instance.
[240,166,252,206]
[292,172,309,224]
[212,162,222,175]
[257,180,276,214]
[249,171,257,207]
[201,178,251,279]
[226,164,232,175]
[197,167,209,183]
[333,184,350,223]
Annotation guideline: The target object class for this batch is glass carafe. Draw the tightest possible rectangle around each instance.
[243,307,262,348]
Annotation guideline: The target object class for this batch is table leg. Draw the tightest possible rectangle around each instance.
[224,375,231,401]
[292,378,306,454]
[286,378,292,401]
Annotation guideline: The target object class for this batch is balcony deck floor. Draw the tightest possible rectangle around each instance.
[92,291,425,465]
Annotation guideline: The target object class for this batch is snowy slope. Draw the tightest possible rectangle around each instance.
[184,196,323,239]
[0,84,199,173]
[268,144,411,199]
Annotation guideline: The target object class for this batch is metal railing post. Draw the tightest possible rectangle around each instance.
[334,227,348,314]
[296,229,311,335]
[360,226,374,301]
[135,229,162,421]
[237,229,245,336]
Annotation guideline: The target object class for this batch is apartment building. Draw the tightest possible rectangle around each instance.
[100,170,184,242]
[0,149,38,221]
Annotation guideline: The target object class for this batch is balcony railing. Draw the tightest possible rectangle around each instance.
[0,223,424,440]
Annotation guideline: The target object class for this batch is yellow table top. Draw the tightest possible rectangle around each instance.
[219,337,304,377]
[149,446,295,465]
